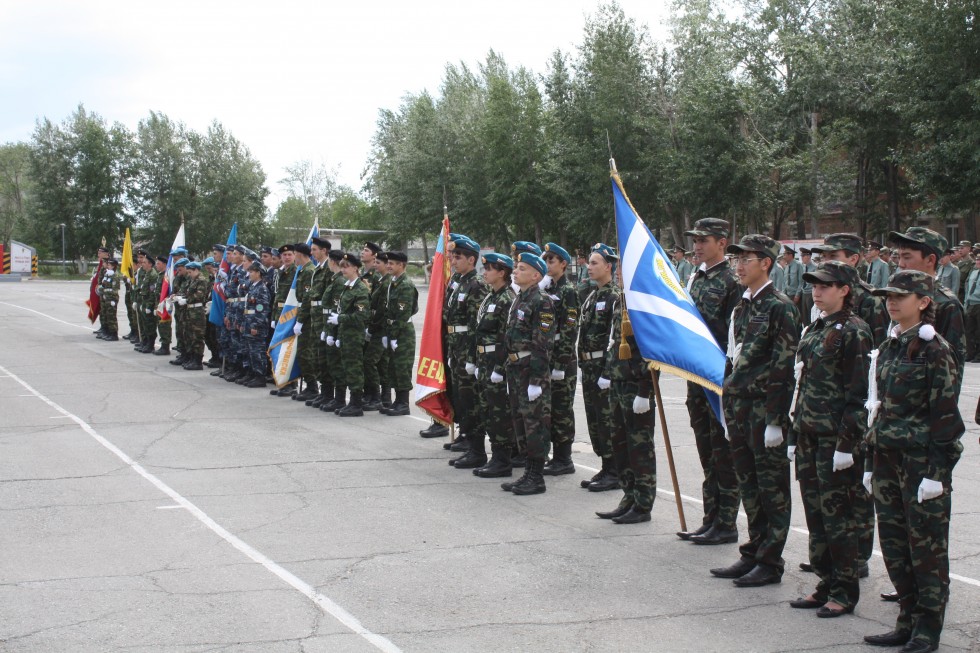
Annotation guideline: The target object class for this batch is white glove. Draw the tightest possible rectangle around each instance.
[597,377,611,390]
[364,329,371,341]
[465,362,477,376]
[474,368,480,377]
[270,321,276,329]
[863,472,873,495]
[205,301,212,312]
[490,371,504,384]
[176,296,187,306]
[293,322,303,336]
[723,421,730,441]
[110,301,116,307]
[632,396,651,414]
[391,339,398,350]
[105,269,114,277]
[538,276,552,290]
[764,424,784,448]
[527,384,542,401]
[382,336,389,349]
[832,451,854,472]
[917,478,944,503]
[327,312,339,325]
[550,369,565,381]
[320,331,326,341]
[335,339,341,348]
[787,445,796,462]
[326,335,335,346]
[96,287,103,296]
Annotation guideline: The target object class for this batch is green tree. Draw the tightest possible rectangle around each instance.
[0,142,32,248]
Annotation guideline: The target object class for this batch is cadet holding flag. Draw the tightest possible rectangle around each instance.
[864,271,964,653]
[96,259,121,341]
[291,243,318,402]
[711,234,800,588]
[304,238,332,408]
[179,261,209,371]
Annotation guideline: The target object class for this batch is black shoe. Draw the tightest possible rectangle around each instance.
[899,640,938,653]
[501,461,530,492]
[104,332,119,341]
[677,523,712,541]
[337,395,364,417]
[612,507,651,524]
[581,470,603,489]
[211,368,224,377]
[452,451,487,469]
[511,451,526,468]
[799,562,814,573]
[542,441,575,475]
[153,344,171,356]
[205,358,221,368]
[182,358,203,371]
[690,525,738,545]
[474,459,512,478]
[169,354,187,365]
[294,388,318,402]
[596,503,634,520]
[858,563,869,578]
[309,394,328,408]
[140,343,156,354]
[123,331,135,340]
[510,458,546,495]
[710,559,756,579]
[880,590,899,602]
[864,630,911,647]
[235,371,253,385]
[383,402,410,416]
[276,387,297,397]
[362,393,382,411]
[588,471,620,492]
[815,604,853,618]
[420,423,449,438]
[732,565,781,587]
[244,375,267,388]
[789,597,825,609]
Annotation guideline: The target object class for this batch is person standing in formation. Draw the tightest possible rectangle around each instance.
[331,252,371,416]
[95,258,121,341]
[381,251,418,417]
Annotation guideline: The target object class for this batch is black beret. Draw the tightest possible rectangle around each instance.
[278,244,295,253]
[311,237,331,250]
[327,249,344,262]
[293,243,312,256]
[376,252,389,262]
[387,251,408,263]
[364,241,381,254]
[212,244,226,252]
[156,256,168,265]
[342,252,362,267]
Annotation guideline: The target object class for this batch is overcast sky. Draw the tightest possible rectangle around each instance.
[1,0,671,209]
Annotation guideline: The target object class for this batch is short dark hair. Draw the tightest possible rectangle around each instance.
[898,241,939,271]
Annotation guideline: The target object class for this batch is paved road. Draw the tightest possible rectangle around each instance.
[1,280,978,652]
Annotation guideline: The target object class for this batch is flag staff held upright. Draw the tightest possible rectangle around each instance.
[609,154,687,531]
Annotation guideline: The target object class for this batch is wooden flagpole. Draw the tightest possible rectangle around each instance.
[652,370,686,531]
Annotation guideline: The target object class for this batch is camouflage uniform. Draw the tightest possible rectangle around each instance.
[686,257,742,534]
[365,270,391,404]
[723,277,800,576]
[123,274,138,337]
[792,305,872,610]
[242,276,272,375]
[221,263,244,367]
[183,274,209,360]
[98,269,121,335]
[867,322,963,649]
[171,271,187,353]
[272,263,296,324]
[320,266,347,402]
[294,260,316,389]
[605,296,657,513]
[306,262,331,398]
[474,285,517,450]
[544,273,579,447]
[335,277,370,396]
[137,266,160,350]
[578,281,621,471]
[446,268,488,439]
[504,284,554,460]
[384,271,419,395]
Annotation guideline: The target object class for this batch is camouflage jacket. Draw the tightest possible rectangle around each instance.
[724,283,800,428]
[321,271,346,337]
[273,263,296,321]
[138,267,160,309]
[384,273,419,342]
[867,324,964,482]
[185,276,209,307]
[242,279,272,335]
[544,274,579,370]
[603,295,651,397]
[505,284,555,385]
[307,263,331,329]
[360,268,380,293]
[294,262,316,324]
[99,270,121,302]
[473,284,516,375]
[337,278,370,336]
[933,283,967,382]
[791,310,871,451]
[688,260,742,353]
[852,281,888,347]
[368,273,392,336]
[445,269,488,360]
[578,282,621,361]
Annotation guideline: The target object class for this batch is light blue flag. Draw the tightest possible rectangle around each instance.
[611,173,725,425]
[267,221,319,387]
[209,222,238,326]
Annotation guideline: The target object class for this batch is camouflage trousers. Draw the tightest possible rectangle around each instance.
[724,396,791,573]
[449,352,481,435]
[173,306,186,351]
[609,380,657,512]
[157,316,172,345]
[687,382,740,530]
[125,289,138,335]
[312,334,331,388]
[363,336,385,392]
[244,331,269,375]
[581,359,613,460]
[796,430,860,608]
[550,362,577,445]
[337,329,364,391]
[506,361,551,459]
[138,305,156,344]
[100,298,118,333]
[297,327,317,386]
[182,308,206,356]
[855,447,876,563]
[476,358,513,448]
[965,303,980,361]
[219,316,237,364]
[873,447,953,646]
[205,319,221,360]
[387,328,415,392]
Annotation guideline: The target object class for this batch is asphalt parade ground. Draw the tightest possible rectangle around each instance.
[1,280,978,653]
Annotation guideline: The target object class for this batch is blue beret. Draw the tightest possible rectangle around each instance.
[543,242,571,263]
[482,253,514,270]
[517,252,547,277]
[174,257,189,268]
[591,242,619,261]
[511,241,542,256]
[202,257,216,266]
[186,261,202,270]
[449,235,480,255]
[170,247,188,257]
[212,244,226,252]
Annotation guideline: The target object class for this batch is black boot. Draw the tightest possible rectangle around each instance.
[104,330,119,342]
[501,459,531,492]
[153,343,171,356]
[333,387,349,414]
[236,369,254,385]
[182,355,203,371]
[123,331,135,340]
[94,326,107,337]
[588,459,620,492]
[421,422,449,438]
[310,384,332,408]
[362,388,382,411]
[383,390,410,416]
[337,391,364,417]
[211,362,226,377]
[271,382,297,397]
[511,447,526,469]
[322,385,345,412]
[543,441,575,475]
[293,382,319,402]
[453,434,488,469]
[511,458,546,495]
[474,444,512,478]
[140,339,157,354]
[205,356,222,368]
[169,352,187,365]
[380,387,392,409]
[244,373,268,388]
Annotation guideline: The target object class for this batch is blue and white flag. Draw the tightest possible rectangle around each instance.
[612,173,725,424]
[267,221,319,387]
[209,222,238,326]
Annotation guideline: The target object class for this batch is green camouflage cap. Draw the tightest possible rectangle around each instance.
[958,240,972,248]
[888,226,947,260]
[685,217,730,238]
[726,234,780,261]
[871,270,935,297]
[812,233,863,255]
[802,260,858,287]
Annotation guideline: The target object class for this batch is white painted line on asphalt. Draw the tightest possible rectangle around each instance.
[0,301,93,331]
[156,505,185,510]
[0,363,403,653]
[48,415,72,419]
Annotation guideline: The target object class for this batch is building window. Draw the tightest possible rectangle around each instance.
[946,224,959,247]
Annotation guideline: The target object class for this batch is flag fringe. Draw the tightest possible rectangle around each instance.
[611,172,647,225]
[416,389,453,427]
[647,360,722,396]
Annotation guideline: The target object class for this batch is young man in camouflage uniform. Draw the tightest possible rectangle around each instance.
[359,242,384,410]
[381,251,418,416]
[577,243,621,492]
[96,259,121,341]
[318,249,348,412]
[541,243,579,476]
[93,246,110,337]
[151,256,172,356]
[168,258,190,365]
[177,261,210,371]
[710,234,800,588]
[201,257,222,367]
[499,253,554,495]
[217,247,244,378]
[472,253,517,478]
[136,255,159,354]
[303,238,332,408]
[290,243,318,401]
[678,218,742,545]
[239,262,272,388]
[329,252,371,416]
[269,244,297,397]
[364,249,391,411]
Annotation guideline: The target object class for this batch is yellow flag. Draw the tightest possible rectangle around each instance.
[120,227,134,281]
